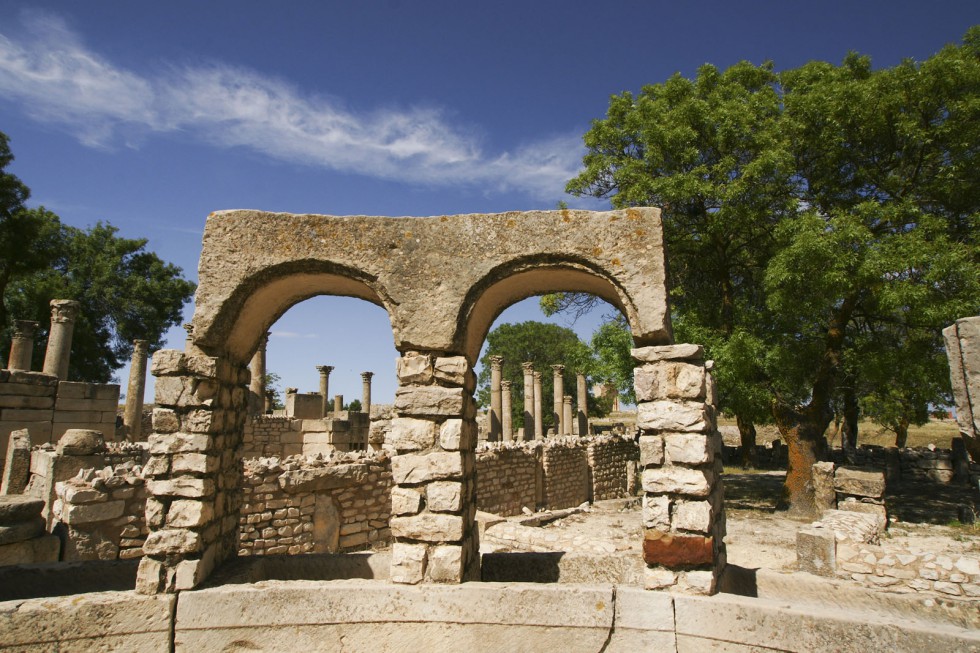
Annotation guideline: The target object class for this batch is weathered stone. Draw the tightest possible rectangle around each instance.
[664,433,713,465]
[0,516,43,545]
[62,484,108,504]
[433,356,468,385]
[391,487,423,516]
[643,531,713,567]
[638,435,664,467]
[388,417,437,452]
[148,432,213,455]
[634,362,706,401]
[427,481,463,513]
[391,513,464,542]
[642,467,712,497]
[833,467,886,499]
[150,349,186,376]
[439,419,475,451]
[672,500,712,533]
[147,478,215,498]
[425,544,464,582]
[0,534,60,565]
[172,452,220,474]
[391,453,463,484]
[152,407,181,433]
[0,496,44,524]
[636,401,710,433]
[632,344,703,363]
[812,461,836,511]
[56,428,105,456]
[396,353,433,385]
[61,499,125,524]
[143,528,202,555]
[394,386,465,416]
[797,527,837,577]
[643,494,670,529]
[167,500,215,528]
[389,542,427,584]
[278,463,368,493]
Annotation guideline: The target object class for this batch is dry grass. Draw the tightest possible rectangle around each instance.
[717,416,961,450]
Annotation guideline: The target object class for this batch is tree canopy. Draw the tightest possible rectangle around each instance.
[0,131,196,383]
[565,29,980,513]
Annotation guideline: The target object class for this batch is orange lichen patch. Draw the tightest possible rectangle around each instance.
[643,531,713,568]
[404,231,413,239]
[634,229,646,238]
[592,247,603,256]
[627,208,642,221]
[505,219,516,228]
[611,258,621,266]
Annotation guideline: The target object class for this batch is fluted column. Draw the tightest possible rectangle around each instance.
[123,340,149,441]
[361,371,374,415]
[576,373,589,436]
[489,356,503,442]
[552,364,564,437]
[42,299,80,380]
[316,365,333,418]
[521,362,534,441]
[249,332,269,415]
[501,380,513,442]
[533,371,543,440]
[7,320,38,371]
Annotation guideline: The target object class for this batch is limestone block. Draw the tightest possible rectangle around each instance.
[797,527,836,576]
[54,397,119,412]
[427,481,463,513]
[278,463,368,493]
[55,428,105,455]
[391,487,424,516]
[665,433,713,465]
[439,419,475,451]
[833,467,885,499]
[61,499,125,524]
[0,516,43,545]
[184,355,219,379]
[837,499,887,530]
[817,509,881,544]
[425,544,464,582]
[147,478,216,498]
[145,498,166,528]
[632,344,703,363]
[433,356,469,386]
[62,484,108,504]
[143,528,202,555]
[0,382,58,396]
[389,417,437,452]
[636,401,710,433]
[0,534,60,565]
[172,452,220,474]
[148,432,213,455]
[175,543,217,590]
[392,452,463,484]
[638,435,664,467]
[643,567,679,590]
[168,500,215,528]
[634,362,706,401]
[391,513,464,542]
[643,494,670,529]
[150,349,186,376]
[394,386,465,416]
[672,500,712,533]
[151,408,181,433]
[643,531,713,567]
[396,353,433,385]
[0,496,44,524]
[642,467,712,497]
[812,461,836,511]
[390,542,427,584]
[142,455,170,477]
[0,394,54,409]
[182,408,225,434]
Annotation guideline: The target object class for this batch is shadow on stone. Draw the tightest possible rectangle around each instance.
[0,560,139,601]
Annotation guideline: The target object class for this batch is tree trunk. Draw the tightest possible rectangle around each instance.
[894,417,910,449]
[842,383,859,450]
[736,413,758,469]
[772,402,831,517]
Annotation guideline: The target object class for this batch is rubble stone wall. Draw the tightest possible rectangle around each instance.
[475,444,538,516]
[835,542,980,598]
[541,439,589,509]
[242,417,295,458]
[588,436,640,501]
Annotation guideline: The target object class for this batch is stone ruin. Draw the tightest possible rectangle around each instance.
[945,315,980,463]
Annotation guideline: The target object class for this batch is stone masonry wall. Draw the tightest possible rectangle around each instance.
[835,541,980,598]
[239,452,392,556]
[475,444,538,516]
[242,417,295,458]
[588,435,640,501]
[541,439,589,510]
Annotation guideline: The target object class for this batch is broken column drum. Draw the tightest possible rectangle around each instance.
[123,339,150,441]
[7,320,39,372]
[139,208,683,594]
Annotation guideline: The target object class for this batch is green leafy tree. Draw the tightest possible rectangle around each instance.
[346,399,363,412]
[589,316,636,405]
[477,321,594,430]
[0,131,197,382]
[263,372,285,410]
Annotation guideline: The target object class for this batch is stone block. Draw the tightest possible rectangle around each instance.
[0,382,57,396]
[837,499,887,530]
[439,418,475,451]
[278,463,368,493]
[636,401,710,433]
[391,487,424,515]
[1,407,53,422]
[143,528,202,555]
[797,527,836,576]
[148,432,213,454]
[392,452,463,484]
[642,467,712,497]
[643,531,713,568]
[632,344,703,363]
[150,349,186,376]
[643,494,670,529]
[812,461,836,511]
[638,435,664,467]
[425,544,464,582]
[391,513,464,542]
[61,499,126,524]
[0,496,45,524]
[396,353,433,385]
[665,433,713,465]
[833,467,885,499]
[634,362,706,402]
[390,542,427,584]
[672,500,712,533]
[54,397,118,412]
[172,452,221,474]
[0,516,44,545]
[427,481,463,513]
[168,499,215,528]
[62,484,108,504]
[433,356,469,386]
[147,478,216,498]
[389,417,437,452]
[394,386,465,416]
[0,534,60,565]
[0,394,54,409]
[152,408,181,433]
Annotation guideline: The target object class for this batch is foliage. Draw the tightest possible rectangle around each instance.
[263,372,285,410]
[476,321,594,429]
[589,315,636,404]
[0,131,197,383]
[346,399,363,412]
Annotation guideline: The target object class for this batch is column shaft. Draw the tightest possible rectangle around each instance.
[361,371,374,416]
[249,333,269,415]
[552,365,564,437]
[576,373,589,436]
[521,362,534,441]
[123,340,149,441]
[489,356,503,441]
[42,300,80,380]
[7,320,38,371]
[563,395,573,436]
[533,371,543,440]
[501,380,513,442]
[334,394,343,415]
[317,365,333,418]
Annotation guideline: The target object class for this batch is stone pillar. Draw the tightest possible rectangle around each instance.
[944,316,980,462]
[389,351,479,584]
[533,371,543,440]
[576,373,589,436]
[264,390,274,414]
[316,365,333,418]
[41,299,80,380]
[521,362,534,441]
[137,348,250,594]
[489,356,503,442]
[501,380,513,442]
[7,320,38,371]
[248,333,269,415]
[361,371,374,416]
[123,340,150,441]
[552,364,564,437]
[563,395,573,436]
[634,344,725,595]
[334,394,343,415]
[182,323,194,349]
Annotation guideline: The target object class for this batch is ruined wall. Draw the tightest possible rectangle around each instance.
[835,542,980,598]
[242,416,297,458]
[541,439,589,510]
[588,435,640,501]
[475,444,538,516]
[239,452,392,556]
[242,415,371,459]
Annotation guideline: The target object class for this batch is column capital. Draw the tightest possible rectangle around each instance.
[500,380,512,389]
[361,371,374,381]
[532,370,542,380]
[563,395,573,403]
[521,361,535,373]
[256,331,271,348]
[13,320,38,338]
[551,364,565,375]
[132,339,149,352]
[49,299,80,323]
[183,323,194,336]
[489,355,504,370]
[316,365,334,375]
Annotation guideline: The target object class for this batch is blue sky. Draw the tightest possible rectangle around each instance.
[2,1,978,404]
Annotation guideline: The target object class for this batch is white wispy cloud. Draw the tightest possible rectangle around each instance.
[270,330,319,340]
[0,11,590,200]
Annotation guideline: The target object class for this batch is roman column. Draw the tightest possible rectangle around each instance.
[576,372,589,436]
[361,371,374,415]
[249,332,269,415]
[123,339,149,441]
[42,299,80,380]
[489,356,503,441]
[334,394,343,415]
[7,320,38,371]
[317,365,333,418]
[521,362,534,441]
[501,380,513,442]
[552,364,564,437]
[563,395,573,436]
[533,371,544,440]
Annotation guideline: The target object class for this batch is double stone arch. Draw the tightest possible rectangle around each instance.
[139,208,694,593]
